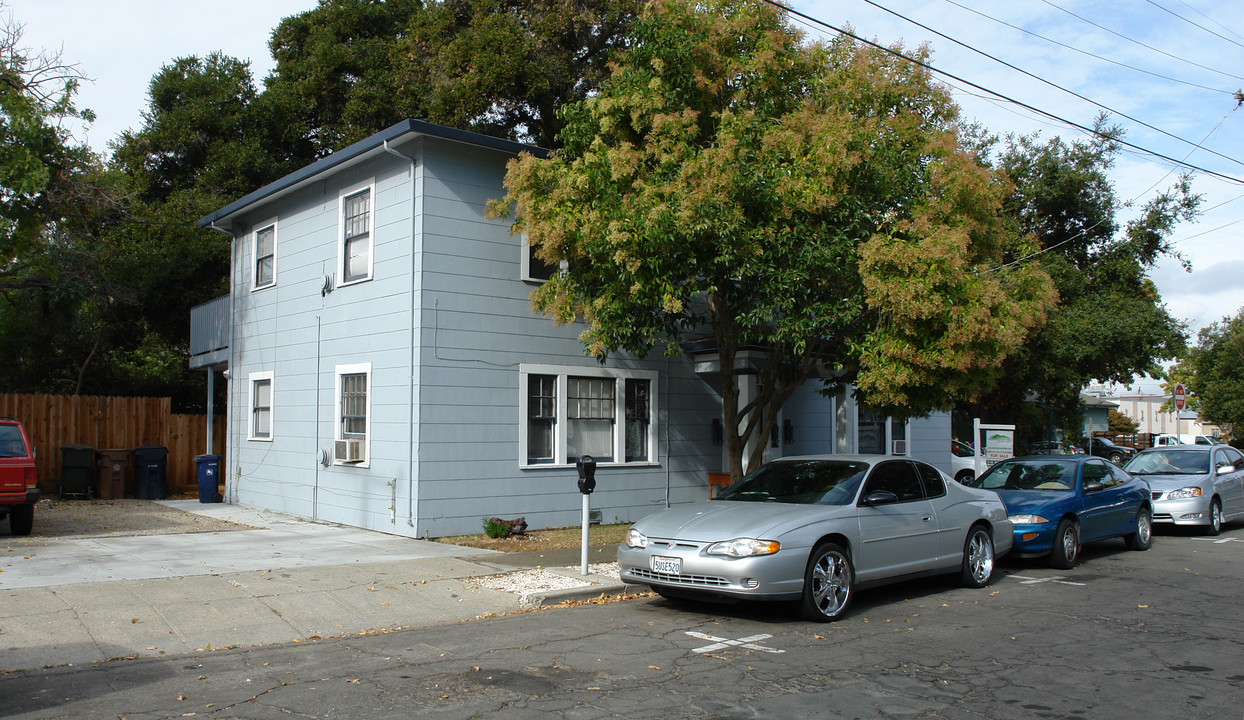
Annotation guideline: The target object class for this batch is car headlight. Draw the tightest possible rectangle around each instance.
[705,538,780,558]
[1008,514,1050,525]
[1166,487,1203,500]
[625,528,649,549]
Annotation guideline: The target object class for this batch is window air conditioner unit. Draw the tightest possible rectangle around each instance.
[892,439,908,455]
[334,438,364,463]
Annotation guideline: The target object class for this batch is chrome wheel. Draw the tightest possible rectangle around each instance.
[800,543,853,622]
[961,526,995,588]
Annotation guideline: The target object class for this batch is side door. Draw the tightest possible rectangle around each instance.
[915,461,963,567]
[1214,447,1244,518]
[1078,460,1127,541]
[855,460,938,582]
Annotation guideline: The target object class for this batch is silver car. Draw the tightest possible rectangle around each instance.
[617,455,1013,622]
[1123,445,1244,535]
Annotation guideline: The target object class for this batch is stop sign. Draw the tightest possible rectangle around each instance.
[1173,383,1187,412]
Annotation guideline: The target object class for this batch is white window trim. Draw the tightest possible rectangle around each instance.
[519,363,659,469]
[251,217,278,291]
[247,371,274,441]
[334,362,372,467]
[337,179,376,287]
[520,232,566,284]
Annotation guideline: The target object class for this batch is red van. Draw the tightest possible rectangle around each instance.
[0,418,37,536]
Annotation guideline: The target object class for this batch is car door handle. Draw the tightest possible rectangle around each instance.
[922,516,933,522]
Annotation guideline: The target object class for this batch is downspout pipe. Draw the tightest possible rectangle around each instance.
[382,139,420,531]
[205,222,234,475]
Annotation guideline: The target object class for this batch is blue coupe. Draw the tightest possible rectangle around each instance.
[965,456,1153,568]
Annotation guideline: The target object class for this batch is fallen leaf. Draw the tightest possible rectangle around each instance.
[648,665,661,670]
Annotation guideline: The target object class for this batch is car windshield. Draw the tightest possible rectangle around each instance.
[1124,449,1210,475]
[0,425,27,458]
[717,460,868,505]
[969,459,1076,491]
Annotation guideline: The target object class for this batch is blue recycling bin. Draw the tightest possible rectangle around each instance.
[194,454,223,503]
[132,446,169,499]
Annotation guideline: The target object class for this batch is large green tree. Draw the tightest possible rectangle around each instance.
[265,0,634,153]
[0,12,138,395]
[496,0,1054,478]
[99,53,303,407]
[1187,308,1244,436]
[963,121,1196,437]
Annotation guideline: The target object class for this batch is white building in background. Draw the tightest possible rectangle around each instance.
[1109,391,1222,439]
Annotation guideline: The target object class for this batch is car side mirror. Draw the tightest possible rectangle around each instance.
[1217,465,1233,476]
[1083,481,1105,493]
[862,490,899,506]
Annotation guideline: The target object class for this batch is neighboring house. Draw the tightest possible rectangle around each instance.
[1080,392,1118,438]
[191,119,954,538]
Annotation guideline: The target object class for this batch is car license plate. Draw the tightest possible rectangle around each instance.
[651,555,681,575]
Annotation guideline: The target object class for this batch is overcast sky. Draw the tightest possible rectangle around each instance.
[9,0,1243,391]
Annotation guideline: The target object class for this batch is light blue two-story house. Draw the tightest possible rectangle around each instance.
[191,119,953,538]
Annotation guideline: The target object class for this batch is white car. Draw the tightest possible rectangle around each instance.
[951,440,977,484]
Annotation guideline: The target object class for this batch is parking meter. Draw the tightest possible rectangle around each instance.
[576,455,597,494]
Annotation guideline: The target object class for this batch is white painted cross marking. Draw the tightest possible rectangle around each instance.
[685,631,785,654]
[1011,574,1085,586]
[1212,537,1240,544]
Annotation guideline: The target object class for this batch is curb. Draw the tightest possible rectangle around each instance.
[521,579,650,608]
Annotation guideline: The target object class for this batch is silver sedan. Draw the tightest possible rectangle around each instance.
[617,455,1013,622]
[1124,445,1244,535]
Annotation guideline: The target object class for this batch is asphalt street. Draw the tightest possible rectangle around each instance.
[1,522,1241,719]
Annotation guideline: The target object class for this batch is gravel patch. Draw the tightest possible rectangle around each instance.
[471,562,620,597]
[1,498,254,547]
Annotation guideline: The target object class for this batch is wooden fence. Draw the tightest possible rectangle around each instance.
[0,393,225,497]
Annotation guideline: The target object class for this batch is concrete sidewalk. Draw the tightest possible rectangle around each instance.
[0,501,639,673]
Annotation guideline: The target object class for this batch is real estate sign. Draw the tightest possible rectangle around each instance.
[973,419,1016,476]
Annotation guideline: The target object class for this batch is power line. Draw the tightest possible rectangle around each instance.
[1169,216,1244,245]
[1169,0,1244,44]
[860,0,1244,171]
[939,0,1234,96]
[759,0,1244,186]
[1142,0,1244,52]
[1037,0,1244,82]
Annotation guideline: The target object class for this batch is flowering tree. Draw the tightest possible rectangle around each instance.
[494,0,1054,478]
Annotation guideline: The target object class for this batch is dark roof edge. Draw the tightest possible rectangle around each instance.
[197,119,550,229]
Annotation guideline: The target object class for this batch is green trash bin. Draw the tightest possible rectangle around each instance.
[60,444,94,499]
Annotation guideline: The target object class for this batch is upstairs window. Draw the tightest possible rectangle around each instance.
[521,233,561,283]
[340,184,373,284]
[254,223,276,289]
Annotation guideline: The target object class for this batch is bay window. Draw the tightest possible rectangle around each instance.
[520,365,657,467]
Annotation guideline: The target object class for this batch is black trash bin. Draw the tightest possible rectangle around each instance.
[132,446,169,500]
[60,444,95,499]
[195,454,223,503]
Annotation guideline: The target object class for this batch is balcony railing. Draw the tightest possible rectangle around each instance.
[189,295,230,369]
